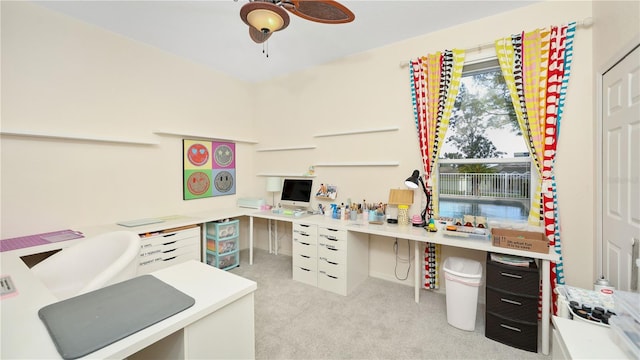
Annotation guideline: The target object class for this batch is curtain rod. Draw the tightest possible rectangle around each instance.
[399,17,594,68]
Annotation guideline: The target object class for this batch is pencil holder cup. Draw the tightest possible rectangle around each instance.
[398,205,409,225]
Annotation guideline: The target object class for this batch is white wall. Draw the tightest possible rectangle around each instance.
[253,1,595,288]
[1,2,254,238]
[2,1,618,290]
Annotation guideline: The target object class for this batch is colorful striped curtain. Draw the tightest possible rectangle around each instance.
[495,23,576,314]
[409,50,465,289]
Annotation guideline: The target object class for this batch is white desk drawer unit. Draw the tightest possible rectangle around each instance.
[291,223,369,295]
[137,226,201,275]
[292,222,318,287]
[318,227,349,295]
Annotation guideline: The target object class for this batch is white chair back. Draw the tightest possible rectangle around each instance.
[31,231,140,300]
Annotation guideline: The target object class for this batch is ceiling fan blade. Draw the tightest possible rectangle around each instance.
[285,0,355,24]
[249,26,272,44]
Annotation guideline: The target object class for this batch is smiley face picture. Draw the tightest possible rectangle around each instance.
[213,143,235,168]
[214,171,233,192]
[183,140,235,199]
[186,171,210,196]
[211,169,236,196]
[187,143,209,166]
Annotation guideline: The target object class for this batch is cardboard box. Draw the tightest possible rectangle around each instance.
[491,228,549,254]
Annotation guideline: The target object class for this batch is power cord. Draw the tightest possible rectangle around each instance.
[394,238,411,281]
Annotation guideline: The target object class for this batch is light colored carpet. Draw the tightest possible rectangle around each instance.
[230,249,551,360]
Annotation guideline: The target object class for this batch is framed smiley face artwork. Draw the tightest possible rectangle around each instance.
[183,140,236,200]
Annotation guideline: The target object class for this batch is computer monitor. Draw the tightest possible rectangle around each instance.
[280,178,313,209]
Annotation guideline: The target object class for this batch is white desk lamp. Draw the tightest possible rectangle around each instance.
[265,176,281,206]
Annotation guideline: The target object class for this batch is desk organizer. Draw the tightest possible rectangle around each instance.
[442,225,489,239]
[556,285,616,327]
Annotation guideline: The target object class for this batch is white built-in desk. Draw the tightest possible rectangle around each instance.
[245,211,560,355]
[0,257,256,359]
[2,207,561,356]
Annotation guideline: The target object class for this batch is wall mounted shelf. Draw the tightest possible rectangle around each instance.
[314,162,399,167]
[0,130,158,145]
[154,131,258,144]
[314,126,399,138]
[255,145,316,152]
[256,173,316,178]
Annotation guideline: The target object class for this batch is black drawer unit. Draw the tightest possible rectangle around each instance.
[485,287,539,323]
[485,253,539,353]
[485,312,538,352]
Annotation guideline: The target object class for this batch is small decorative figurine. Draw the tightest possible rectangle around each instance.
[426,218,438,232]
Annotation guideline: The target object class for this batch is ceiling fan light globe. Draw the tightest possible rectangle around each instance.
[247,9,284,33]
[240,2,290,34]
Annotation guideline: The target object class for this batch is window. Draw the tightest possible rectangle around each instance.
[437,59,534,223]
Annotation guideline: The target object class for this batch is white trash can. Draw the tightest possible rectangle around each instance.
[443,256,483,331]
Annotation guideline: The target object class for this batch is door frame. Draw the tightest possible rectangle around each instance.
[595,35,640,280]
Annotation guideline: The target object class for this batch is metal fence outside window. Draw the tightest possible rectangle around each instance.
[436,158,533,221]
[439,172,530,199]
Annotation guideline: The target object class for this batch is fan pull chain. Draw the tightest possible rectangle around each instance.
[262,40,269,58]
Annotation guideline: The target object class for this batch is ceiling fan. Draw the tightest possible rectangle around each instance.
[239,0,355,44]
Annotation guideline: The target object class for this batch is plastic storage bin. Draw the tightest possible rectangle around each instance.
[207,220,239,240]
[443,256,483,331]
[610,290,640,359]
[206,250,239,270]
[206,236,238,255]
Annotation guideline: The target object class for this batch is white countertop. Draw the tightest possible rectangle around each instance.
[250,210,560,261]
[0,256,256,359]
[552,316,630,359]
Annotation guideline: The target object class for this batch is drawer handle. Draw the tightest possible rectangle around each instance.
[300,255,310,259]
[500,298,522,306]
[296,240,310,246]
[327,247,338,251]
[319,257,338,265]
[327,274,338,279]
[500,272,523,279]
[326,228,338,232]
[326,236,338,241]
[162,240,177,245]
[163,248,177,253]
[299,267,311,272]
[163,256,177,261]
[499,324,522,332]
[162,233,177,238]
[299,224,310,228]
[299,232,309,237]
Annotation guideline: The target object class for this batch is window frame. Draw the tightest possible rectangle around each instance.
[434,57,537,224]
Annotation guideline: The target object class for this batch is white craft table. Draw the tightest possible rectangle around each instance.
[0,257,256,359]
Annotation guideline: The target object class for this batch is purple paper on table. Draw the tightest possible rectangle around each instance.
[0,230,84,252]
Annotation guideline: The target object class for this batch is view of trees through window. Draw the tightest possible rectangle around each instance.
[438,62,531,222]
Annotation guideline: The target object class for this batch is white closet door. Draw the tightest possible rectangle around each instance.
[602,45,640,291]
